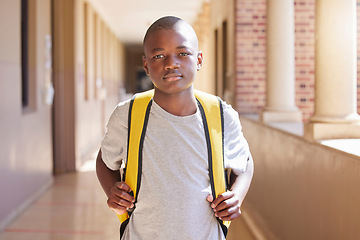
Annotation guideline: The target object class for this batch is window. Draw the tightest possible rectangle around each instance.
[84,2,89,100]
[21,0,36,112]
[21,0,29,107]
[222,20,228,96]
[214,29,219,95]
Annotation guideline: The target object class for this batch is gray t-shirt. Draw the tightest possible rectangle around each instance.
[101,98,251,240]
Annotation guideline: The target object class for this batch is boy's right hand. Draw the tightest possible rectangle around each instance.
[107,182,135,215]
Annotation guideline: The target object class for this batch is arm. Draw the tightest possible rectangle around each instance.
[207,156,254,221]
[96,149,135,215]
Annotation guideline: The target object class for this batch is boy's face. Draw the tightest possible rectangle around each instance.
[142,23,203,95]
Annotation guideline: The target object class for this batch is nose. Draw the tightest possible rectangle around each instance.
[164,55,180,70]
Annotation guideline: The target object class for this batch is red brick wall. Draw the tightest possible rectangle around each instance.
[235,0,267,114]
[235,0,360,122]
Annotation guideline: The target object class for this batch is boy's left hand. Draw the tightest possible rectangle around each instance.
[206,192,241,221]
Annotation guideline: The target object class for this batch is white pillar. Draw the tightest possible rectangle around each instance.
[305,0,360,140]
[261,0,302,122]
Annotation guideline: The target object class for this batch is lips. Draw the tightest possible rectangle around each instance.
[163,73,183,81]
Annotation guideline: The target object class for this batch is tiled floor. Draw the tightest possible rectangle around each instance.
[0,157,256,240]
[0,157,119,240]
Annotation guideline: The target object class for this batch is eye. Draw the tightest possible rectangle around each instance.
[153,54,164,59]
[179,52,189,57]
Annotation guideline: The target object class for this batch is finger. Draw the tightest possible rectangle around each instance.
[206,194,214,203]
[109,194,134,208]
[215,205,242,221]
[111,184,135,202]
[218,211,241,221]
[214,197,239,212]
[117,197,135,209]
[115,190,135,203]
[116,182,132,192]
[107,199,128,215]
[211,191,234,208]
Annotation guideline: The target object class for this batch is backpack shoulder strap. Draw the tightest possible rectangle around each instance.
[117,89,154,225]
[195,90,230,236]
[194,90,226,197]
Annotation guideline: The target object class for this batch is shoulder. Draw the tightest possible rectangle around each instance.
[194,90,236,116]
[106,98,132,128]
[193,90,240,127]
[219,99,242,133]
[220,99,239,120]
[115,98,132,112]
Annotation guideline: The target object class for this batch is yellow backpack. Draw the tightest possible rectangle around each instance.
[118,89,230,237]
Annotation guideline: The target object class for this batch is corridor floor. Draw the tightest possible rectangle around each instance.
[0,154,255,240]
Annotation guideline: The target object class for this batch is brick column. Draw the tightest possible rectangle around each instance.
[261,0,302,122]
[304,0,360,140]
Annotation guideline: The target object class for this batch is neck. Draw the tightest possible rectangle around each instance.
[153,88,197,117]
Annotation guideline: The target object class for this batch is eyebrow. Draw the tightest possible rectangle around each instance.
[151,48,164,53]
[151,45,190,53]
[176,45,189,50]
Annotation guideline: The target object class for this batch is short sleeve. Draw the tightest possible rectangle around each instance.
[223,101,251,175]
[100,100,130,171]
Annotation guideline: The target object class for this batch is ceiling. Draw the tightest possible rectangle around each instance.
[87,0,209,45]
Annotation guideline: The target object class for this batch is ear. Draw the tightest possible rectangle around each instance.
[197,51,203,71]
[142,56,149,75]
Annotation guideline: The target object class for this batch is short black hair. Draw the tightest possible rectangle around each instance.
[143,16,183,46]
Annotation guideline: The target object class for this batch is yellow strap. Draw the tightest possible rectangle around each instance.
[125,89,154,196]
[195,90,231,234]
[194,90,226,198]
[117,211,129,222]
[117,89,154,223]
[223,220,231,228]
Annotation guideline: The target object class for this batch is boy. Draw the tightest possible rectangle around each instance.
[96,16,254,240]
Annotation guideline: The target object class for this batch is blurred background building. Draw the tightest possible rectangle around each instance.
[0,0,360,239]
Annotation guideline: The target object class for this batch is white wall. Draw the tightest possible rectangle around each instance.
[0,0,53,230]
